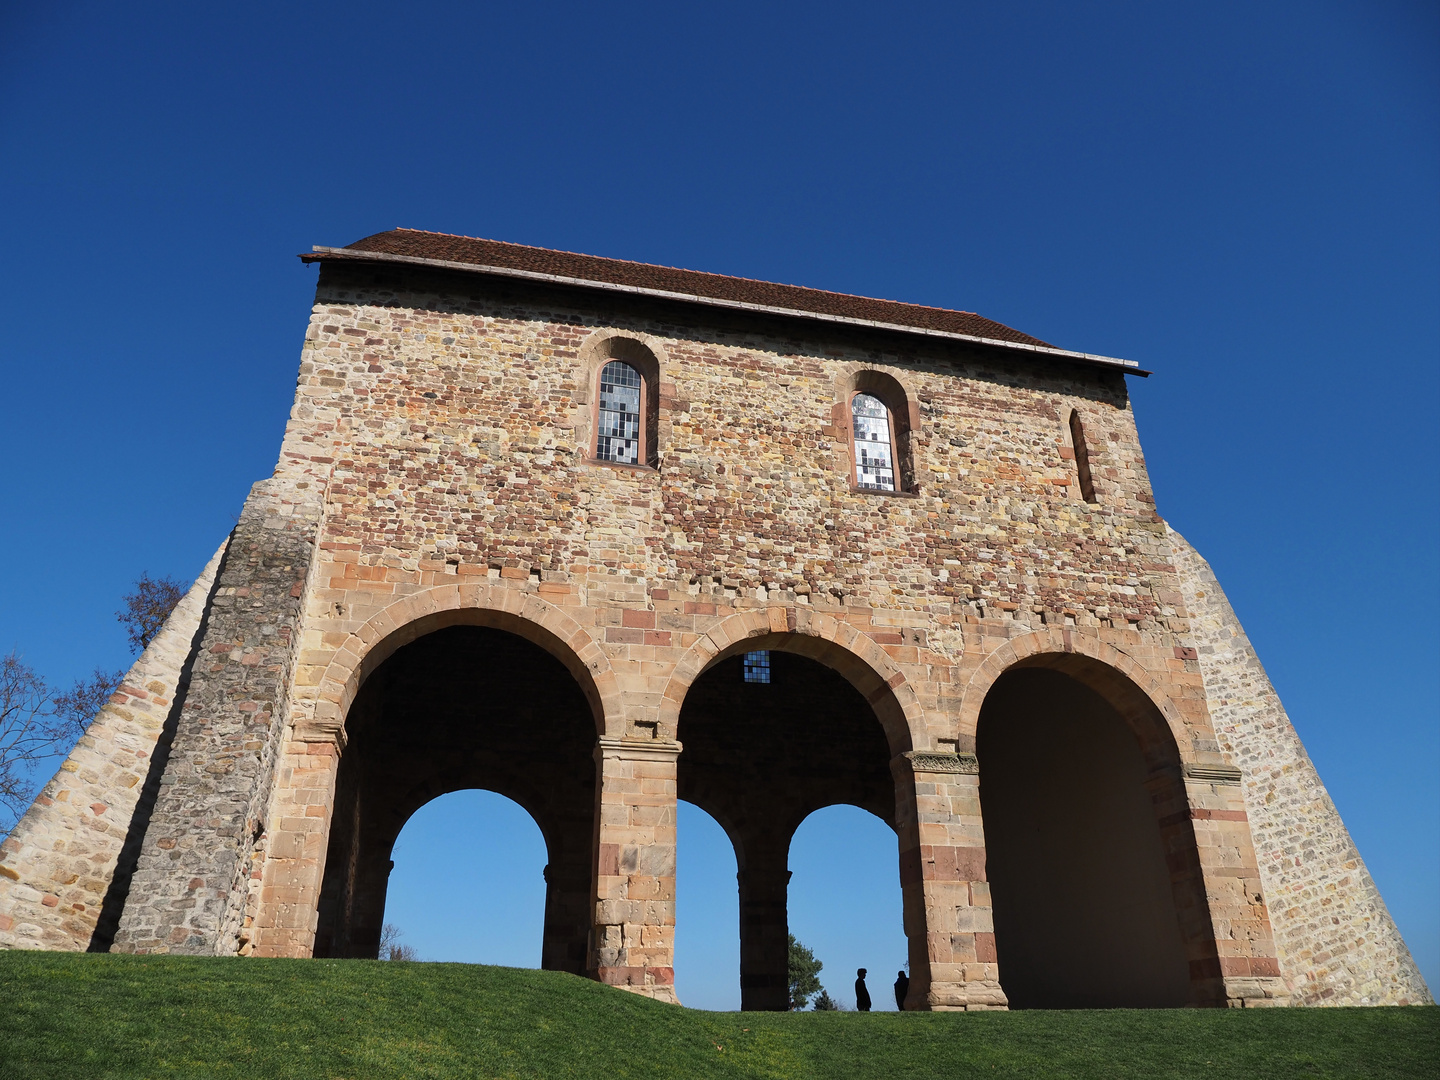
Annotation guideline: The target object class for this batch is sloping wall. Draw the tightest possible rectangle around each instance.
[0,539,228,951]
[1169,526,1431,1006]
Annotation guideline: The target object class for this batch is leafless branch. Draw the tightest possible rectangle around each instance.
[117,573,184,655]
[0,652,70,830]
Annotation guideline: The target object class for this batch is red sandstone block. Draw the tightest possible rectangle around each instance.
[598,843,620,877]
[645,631,672,646]
[622,609,656,629]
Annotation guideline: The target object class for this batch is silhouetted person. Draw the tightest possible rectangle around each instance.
[855,968,872,1012]
[894,969,909,1010]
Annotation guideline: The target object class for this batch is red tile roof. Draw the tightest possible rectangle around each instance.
[307,228,1052,340]
[301,229,1145,373]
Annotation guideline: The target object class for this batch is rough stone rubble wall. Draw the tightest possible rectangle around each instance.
[1169,526,1431,1006]
[110,478,322,955]
[0,540,228,950]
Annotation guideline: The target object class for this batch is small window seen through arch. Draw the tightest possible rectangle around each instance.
[851,393,897,491]
[596,360,643,464]
[743,651,771,684]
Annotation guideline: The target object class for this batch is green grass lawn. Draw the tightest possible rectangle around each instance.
[0,952,1434,1080]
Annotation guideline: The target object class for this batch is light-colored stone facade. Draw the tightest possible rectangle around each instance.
[1169,528,1430,1006]
[0,541,227,950]
[0,239,1427,1009]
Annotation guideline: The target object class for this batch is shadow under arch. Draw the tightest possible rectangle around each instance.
[659,607,923,757]
[974,649,1224,1008]
[674,637,909,1010]
[312,623,598,972]
[307,584,622,745]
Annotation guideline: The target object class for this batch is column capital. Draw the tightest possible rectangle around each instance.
[596,737,683,762]
[898,750,978,774]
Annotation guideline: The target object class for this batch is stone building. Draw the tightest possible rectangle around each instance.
[0,229,1429,1009]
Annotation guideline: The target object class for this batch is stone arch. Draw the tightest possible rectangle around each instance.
[573,328,670,468]
[832,365,924,493]
[967,626,1228,1007]
[956,627,1196,768]
[307,583,623,744]
[659,607,921,757]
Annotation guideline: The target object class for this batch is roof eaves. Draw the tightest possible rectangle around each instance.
[300,245,1151,377]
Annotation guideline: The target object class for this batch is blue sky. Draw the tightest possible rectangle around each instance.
[1,2,1435,1003]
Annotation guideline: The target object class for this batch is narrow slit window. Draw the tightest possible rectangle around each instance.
[851,393,896,491]
[743,651,771,684]
[596,360,643,464]
[1069,410,1097,503]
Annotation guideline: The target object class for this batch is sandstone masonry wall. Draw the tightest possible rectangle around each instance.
[8,253,1415,1008]
[1168,526,1432,1006]
[239,266,1284,1005]
[0,540,227,950]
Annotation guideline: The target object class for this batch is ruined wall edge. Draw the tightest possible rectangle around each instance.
[1168,524,1431,1006]
[0,539,230,950]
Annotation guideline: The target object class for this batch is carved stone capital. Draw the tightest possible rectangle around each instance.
[903,750,979,774]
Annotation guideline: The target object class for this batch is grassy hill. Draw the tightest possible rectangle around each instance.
[0,952,1434,1079]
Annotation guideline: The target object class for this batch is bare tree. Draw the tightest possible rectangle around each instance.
[117,573,184,654]
[0,652,70,831]
[379,922,419,961]
[52,668,124,734]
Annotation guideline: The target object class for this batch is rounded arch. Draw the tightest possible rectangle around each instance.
[956,627,1196,768]
[833,366,922,493]
[659,607,921,757]
[382,787,552,967]
[574,328,669,468]
[308,583,622,744]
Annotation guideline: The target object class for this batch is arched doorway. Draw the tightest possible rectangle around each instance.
[312,624,596,972]
[674,799,741,1010]
[675,642,904,1010]
[382,789,549,964]
[789,804,908,1011]
[976,661,1199,1008]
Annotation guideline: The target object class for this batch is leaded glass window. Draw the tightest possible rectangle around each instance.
[851,393,896,491]
[596,360,642,464]
[743,650,771,684]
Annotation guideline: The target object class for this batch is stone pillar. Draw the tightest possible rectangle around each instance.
[897,751,1008,1011]
[590,738,679,1003]
[1159,762,1289,1007]
[736,841,792,1011]
[111,480,321,955]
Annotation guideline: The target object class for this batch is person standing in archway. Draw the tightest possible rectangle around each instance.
[855,968,872,1012]
[894,969,909,1010]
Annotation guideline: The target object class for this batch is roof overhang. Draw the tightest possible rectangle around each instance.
[302,246,1151,377]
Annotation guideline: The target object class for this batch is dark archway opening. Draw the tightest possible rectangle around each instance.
[977,666,1190,1008]
[313,626,596,971]
[677,648,898,1011]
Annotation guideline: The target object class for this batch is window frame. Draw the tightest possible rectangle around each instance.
[840,388,898,495]
[590,359,650,469]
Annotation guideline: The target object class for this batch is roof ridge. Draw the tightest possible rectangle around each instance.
[377,228,987,319]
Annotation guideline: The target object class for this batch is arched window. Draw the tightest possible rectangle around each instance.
[1068,410,1097,503]
[595,360,645,465]
[851,392,898,492]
